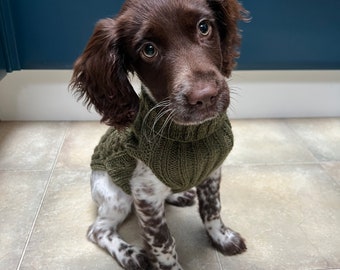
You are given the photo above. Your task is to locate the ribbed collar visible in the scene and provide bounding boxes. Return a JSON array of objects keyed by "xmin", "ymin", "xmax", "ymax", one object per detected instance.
[{"xmin": 132, "ymin": 88, "xmax": 229, "ymax": 142}]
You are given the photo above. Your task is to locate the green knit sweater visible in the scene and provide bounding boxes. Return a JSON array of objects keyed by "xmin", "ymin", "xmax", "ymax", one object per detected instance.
[{"xmin": 91, "ymin": 90, "xmax": 234, "ymax": 194}]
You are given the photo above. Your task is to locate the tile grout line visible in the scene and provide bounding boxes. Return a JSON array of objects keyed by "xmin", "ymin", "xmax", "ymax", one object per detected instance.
[
  {"xmin": 214, "ymin": 250, "xmax": 224, "ymax": 270},
  {"xmin": 282, "ymin": 119, "xmax": 321, "ymax": 163},
  {"xmin": 16, "ymin": 123, "xmax": 70, "ymax": 270}
]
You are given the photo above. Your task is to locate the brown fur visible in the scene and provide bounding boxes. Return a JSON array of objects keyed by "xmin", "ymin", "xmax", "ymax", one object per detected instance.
[{"xmin": 70, "ymin": 0, "xmax": 248, "ymax": 128}]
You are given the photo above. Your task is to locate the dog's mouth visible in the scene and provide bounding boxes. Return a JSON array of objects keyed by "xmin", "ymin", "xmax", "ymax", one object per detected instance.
[
  {"xmin": 165, "ymin": 71, "xmax": 230, "ymax": 125},
  {"xmin": 171, "ymin": 89, "xmax": 230, "ymax": 125}
]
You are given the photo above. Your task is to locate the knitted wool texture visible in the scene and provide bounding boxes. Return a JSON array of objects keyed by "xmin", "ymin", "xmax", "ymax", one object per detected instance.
[{"xmin": 91, "ymin": 90, "xmax": 234, "ymax": 194}]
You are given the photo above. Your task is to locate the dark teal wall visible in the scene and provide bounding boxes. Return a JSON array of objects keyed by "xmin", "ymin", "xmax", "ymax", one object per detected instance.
[
  {"xmin": 1, "ymin": 0, "xmax": 340, "ymax": 72},
  {"xmin": 239, "ymin": 0, "xmax": 340, "ymax": 69},
  {"xmin": 9, "ymin": 0, "xmax": 125, "ymax": 69},
  {"xmin": 0, "ymin": 0, "xmax": 21, "ymax": 75}
]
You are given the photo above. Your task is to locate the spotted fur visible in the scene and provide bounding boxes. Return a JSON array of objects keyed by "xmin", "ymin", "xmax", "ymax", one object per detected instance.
[
  {"xmin": 72, "ymin": 0, "xmax": 249, "ymax": 268},
  {"xmin": 88, "ymin": 161, "xmax": 246, "ymax": 269},
  {"xmin": 196, "ymin": 168, "xmax": 247, "ymax": 255}
]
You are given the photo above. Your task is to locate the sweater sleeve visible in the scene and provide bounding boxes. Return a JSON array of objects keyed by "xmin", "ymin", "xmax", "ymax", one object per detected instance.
[{"xmin": 91, "ymin": 127, "xmax": 137, "ymax": 194}]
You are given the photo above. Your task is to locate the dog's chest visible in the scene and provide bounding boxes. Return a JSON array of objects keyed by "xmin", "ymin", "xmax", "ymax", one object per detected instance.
[
  {"xmin": 91, "ymin": 92, "xmax": 233, "ymax": 194},
  {"xmin": 91, "ymin": 116, "xmax": 233, "ymax": 194},
  {"xmin": 126, "ymin": 118, "xmax": 233, "ymax": 193}
]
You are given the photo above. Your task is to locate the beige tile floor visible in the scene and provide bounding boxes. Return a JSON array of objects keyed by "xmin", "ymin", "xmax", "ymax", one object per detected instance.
[{"xmin": 0, "ymin": 119, "xmax": 339, "ymax": 270}]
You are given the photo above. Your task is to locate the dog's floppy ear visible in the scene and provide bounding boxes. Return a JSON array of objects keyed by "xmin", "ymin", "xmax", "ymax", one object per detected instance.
[
  {"xmin": 70, "ymin": 18, "xmax": 139, "ymax": 129},
  {"xmin": 207, "ymin": 0, "xmax": 249, "ymax": 77}
]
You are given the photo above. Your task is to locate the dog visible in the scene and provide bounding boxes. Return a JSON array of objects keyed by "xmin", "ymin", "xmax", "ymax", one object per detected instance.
[{"xmin": 70, "ymin": 0, "xmax": 248, "ymax": 269}]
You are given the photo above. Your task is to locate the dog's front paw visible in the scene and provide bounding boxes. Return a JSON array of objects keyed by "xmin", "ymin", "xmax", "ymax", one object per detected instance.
[
  {"xmin": 207, "ymin": 222, "xmax": 247, "ymax": 256},
  {"xmin": 117, "ymin": 245, "xmax": 153, "ymax": 270},
  {"xmin": 166, "ymin": 188, "xmax": 196, "ymax": 207}
]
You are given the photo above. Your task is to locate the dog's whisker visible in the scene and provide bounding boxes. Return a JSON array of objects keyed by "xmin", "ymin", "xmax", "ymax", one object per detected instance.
[
  {"xmin": 158, "ymin": 109, "xmax": 176, "ymax": 137},
  {"xmin": 142, "ymin": 99, "xmax": 173, "ymax": 139},
  {"xmin": 145, "ymin": 99, "xmax": 171, "ymax": 117},
  {"xmin": 150, "ymin": 108, "xmax": 174, "ymax": 139},
  {"xmin": 142, "ymin": 100, "xmax": 170, "ymax": 130}
]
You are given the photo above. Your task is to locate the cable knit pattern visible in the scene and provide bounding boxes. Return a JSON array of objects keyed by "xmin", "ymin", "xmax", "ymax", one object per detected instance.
[{"xmin": 91, "ymin": 90, "xmax": 234, "ymax": 194}]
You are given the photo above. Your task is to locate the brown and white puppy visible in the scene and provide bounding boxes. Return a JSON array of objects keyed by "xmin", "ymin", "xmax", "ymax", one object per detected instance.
[{"xmin": 70, "ymin": 0, "xmax": 248, "ymax": 269}]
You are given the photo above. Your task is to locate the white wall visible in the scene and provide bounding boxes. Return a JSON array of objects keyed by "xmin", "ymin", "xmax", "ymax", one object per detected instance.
[{"xmin": 0, "ymin": 70, "xmax": 339, "ymax": 121}]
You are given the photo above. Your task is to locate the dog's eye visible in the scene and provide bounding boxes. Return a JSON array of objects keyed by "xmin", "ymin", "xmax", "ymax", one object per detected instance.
[
  {"xmin": 141, "ymin": 43, "xmax": 158, "ymax": 59},
  {"xmin": 198, "ymin": 20, "xmax": 211, "ymax": 36}
]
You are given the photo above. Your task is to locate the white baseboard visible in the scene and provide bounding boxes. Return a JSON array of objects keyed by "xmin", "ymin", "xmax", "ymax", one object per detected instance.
[{"xmin": 0, "ymin": 70, "xmax": 339, "ymax": 121}]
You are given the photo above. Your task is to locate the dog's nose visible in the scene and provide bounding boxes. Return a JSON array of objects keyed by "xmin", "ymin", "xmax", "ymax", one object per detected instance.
[{"xmin": 187, "ymin": 86, "xmax": 218, "ymax": 107}]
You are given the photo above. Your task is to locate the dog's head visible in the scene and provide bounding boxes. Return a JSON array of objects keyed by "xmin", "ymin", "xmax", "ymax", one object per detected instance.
[{"xmin": 70, "ymin": 0, "xmax": 248, "ymax": 128}]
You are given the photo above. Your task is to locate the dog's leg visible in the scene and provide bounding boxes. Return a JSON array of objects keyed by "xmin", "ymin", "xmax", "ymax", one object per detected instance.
[
  {"xmin": 131, "ymin": 161, "xmax": 183, "ymax": 270},
  {"xmin": 166, "ymin": 188, "xmax": 196, "ymax": 207},
  {"xmin": 197, "ymin": 167, "xmax": 247, "ymax": 255},
  {"xmin": 88, "ymin": 171, "xmax": 151, "ymax": 269}
]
